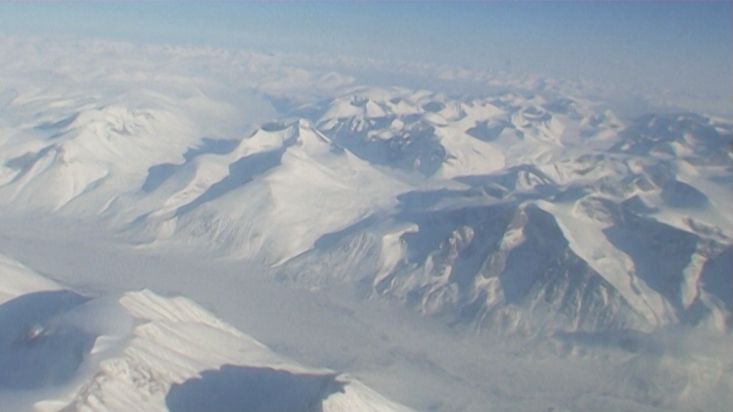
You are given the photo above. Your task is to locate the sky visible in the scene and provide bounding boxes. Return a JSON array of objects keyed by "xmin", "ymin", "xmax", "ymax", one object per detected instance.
[{"xmin": 0, "ymin": 1, "xmax": 731, "ymax": 111}]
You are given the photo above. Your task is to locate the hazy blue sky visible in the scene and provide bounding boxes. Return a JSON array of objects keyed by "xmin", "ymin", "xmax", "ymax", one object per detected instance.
[{"xmin": 1, "ymin": 1, "xmax": 731, "ymax": 103}]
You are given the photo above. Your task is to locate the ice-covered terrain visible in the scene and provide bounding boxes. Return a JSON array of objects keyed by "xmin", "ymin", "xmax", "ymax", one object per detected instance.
[{"xmin": 0, "ymin": 35, "xmax": 732, "ymax": 411}]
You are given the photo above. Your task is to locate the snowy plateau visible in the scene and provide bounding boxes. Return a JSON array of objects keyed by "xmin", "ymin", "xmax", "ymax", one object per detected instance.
[{"xmin": 0, "ymin": 37, "xmax": 731, "ymax": 412}]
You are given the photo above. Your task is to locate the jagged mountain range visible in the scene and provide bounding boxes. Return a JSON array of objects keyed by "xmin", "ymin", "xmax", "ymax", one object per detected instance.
[{"xmin": 1, "ymin": 85, "xmax": 731, "ymax": 338}]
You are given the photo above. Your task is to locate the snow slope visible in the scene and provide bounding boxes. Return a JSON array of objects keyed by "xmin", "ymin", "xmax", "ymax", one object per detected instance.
[
  {"xmin": 128, "ymin": 120, "xmax": 408, "ymax": 263},
  {"xmin": 0, "ymin": 253, "xmax": 412, "ymax": 412}
]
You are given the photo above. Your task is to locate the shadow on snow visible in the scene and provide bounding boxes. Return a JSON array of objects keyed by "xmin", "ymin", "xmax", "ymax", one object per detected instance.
[{"xmin": 166, "ymin": 364, "xmax": 345, "ymax": 412}]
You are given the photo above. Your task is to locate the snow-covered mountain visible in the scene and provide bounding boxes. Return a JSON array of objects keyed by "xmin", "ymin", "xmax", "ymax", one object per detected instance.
[
  {"xmin": 1, "ymin": 83, "xmax": 731, "ymax": 338},
  {"xmin": 0, "ymin": 253, "xmax": 413, "ymax": 412},
  {"xmin": 129, "ymin": 120, "xmax": 407, "ymax": 263},
  {"xmin": 276, "ymin": 96, "xmax": 733, "ymax": 336},
  {"xmin": 1, "ymin": 36, "xmax": 731, "ymax": 412}
]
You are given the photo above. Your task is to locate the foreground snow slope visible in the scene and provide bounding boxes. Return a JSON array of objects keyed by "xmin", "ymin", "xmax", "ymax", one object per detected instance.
[{"xmin": 0, "ymin": 254, "xmax": 412, "ymax": 412}]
